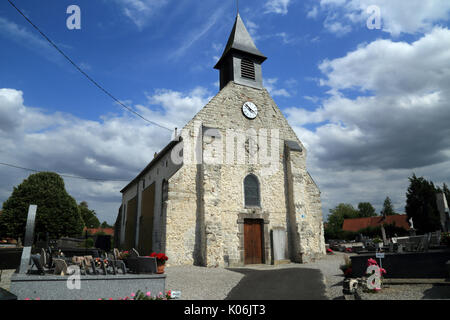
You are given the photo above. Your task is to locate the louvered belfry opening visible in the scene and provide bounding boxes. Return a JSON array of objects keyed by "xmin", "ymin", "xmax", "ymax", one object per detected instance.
[{"xmin": 241, "ymin": 58, "xmax": 255, "ymax": 80}]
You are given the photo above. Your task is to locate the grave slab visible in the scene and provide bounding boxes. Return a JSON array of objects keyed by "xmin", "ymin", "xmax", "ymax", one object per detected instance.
[{"xmin": 10, "ymin": 273, "xmax": 166, "ymax": 300}]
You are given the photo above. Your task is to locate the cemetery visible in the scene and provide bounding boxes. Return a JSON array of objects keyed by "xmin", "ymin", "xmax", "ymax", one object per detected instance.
[
  {"xmin": 338, "ymin": 213, "xmax": 450, "ymax": 298},
  {"xmin": 1, "ymin": 205, "xmax": 170, "ymax": 300}
]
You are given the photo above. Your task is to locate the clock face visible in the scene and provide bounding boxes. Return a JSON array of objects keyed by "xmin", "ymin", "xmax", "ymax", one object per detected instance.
[{"xmin": 242, "ymin": 101, "xmax": 258, "ymax": 119}]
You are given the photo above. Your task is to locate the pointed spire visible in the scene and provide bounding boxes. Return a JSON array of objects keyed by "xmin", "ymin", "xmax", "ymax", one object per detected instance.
[{"xmin": 214, "ymin": 13, "xmax": 266, "ymax": 69}]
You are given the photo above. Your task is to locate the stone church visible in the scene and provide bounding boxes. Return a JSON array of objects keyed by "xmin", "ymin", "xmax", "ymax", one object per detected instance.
[{"xmin": 115, "ymin": 13, "xmax": 326, "ymax": 267}]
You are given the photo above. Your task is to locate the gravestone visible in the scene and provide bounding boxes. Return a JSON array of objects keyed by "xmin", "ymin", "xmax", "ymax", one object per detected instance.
[
  {"xmin": 436, "ymin": 193, "xmax": 450, "ymax": 232},
  {"xmin": 381, "ymin": 225, "xmax": 388, "ymax": 246},
  {"xmin": 18, "ymin": 205, "xmax": 37, "ymax": 274}
]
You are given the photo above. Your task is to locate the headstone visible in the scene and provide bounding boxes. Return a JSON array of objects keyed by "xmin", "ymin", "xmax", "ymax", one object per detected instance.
[
  {"xmin": 409, "ymin": 217, "xmax": 414, "ymax": 230},
  {"xmin": 18, "ymin": 205, "xmax": 37, "ymax": 274},
  {"xmin": 417, "ymin": 234, "xmax": 430, "ymax": 252},
  {"xmin": 40, "ymin": 248, "xmax": 47, "ymax": 268},
  {"xmin": 436, "ymin": 193, "xmax": 450, "ymax": 232},
  {"xmin": 130, "ymin": 248, "xmax": 139, "ymax": 258},
  {"xmin": 53, "ymin": 259, "xmax": 68, "ymax": 275},
  {"xmin": 30, "ymin": 255, "xmax": 45, "ymax": 275},
  {"xmin": 100, "ymin": 260, "xmax": 107, "ymax": 275},
  {"xmin": 113, "ymin": 248, "xmax": 120, "ymax": 260},
  {"xmin": 381, "ymin": 225, "xmax": 388, "ymax": 246},
  {"xmin": 90, "ymin": 260, "xmax": 98, "ymax": 275}
]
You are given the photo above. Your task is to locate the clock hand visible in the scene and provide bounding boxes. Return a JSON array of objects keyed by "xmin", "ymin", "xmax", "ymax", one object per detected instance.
[{"xmin": 246, "ymin": 106, "xmax": 256, "ymax": 114}]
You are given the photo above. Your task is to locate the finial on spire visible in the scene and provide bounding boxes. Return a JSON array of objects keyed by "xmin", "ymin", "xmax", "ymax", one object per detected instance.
[{"xmin": 237, "ymin": 0, "xmax": 239, "ymax": 14}]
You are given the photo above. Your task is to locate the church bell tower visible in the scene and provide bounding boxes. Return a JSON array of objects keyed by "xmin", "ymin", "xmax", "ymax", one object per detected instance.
[{"xmin": 214, "ymin": 13, "xmax": 267, "ymax": 90}]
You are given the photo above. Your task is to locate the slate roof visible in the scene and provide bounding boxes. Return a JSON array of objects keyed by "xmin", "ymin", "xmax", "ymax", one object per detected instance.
[
  {"xmin": 342, "ymin": 215, "xmax": 411, "ymax": 232},
  {"xmin": 214, "ymin": 13, "xmax": 267, "ymax": 69}
]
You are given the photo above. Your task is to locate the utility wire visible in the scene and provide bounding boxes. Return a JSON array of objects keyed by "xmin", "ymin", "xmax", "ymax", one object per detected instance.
[
  {"xmin": 7, "ymin": 0, "xmax": 174, "ymax": 133},
  {"xmin": 0, "ymin": 162, "xmax": 130, "ymax": 182}
]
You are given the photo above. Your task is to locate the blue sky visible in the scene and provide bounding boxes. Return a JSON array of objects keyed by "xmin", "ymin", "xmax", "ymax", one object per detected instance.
[{"xmin": 1, "ymin": 0, "xmax": 450, "ymax": 225}]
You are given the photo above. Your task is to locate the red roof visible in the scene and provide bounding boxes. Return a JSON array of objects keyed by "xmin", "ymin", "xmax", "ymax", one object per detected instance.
[
  {"xmin": 83, "ymin": 227, "xmax": 114, "ymax": 236},
  {"xmin": 342, "ymin": 215, "xmax": 411, "ymax": 232}
]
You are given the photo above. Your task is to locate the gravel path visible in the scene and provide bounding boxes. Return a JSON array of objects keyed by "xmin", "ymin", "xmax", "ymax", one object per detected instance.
[{"xmin": 358, "ymin": 284, "xmax": 450, "ymax": 300}]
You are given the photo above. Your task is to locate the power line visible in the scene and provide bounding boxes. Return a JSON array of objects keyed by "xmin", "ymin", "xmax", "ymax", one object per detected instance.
[
  {"xmin": 0, "ymin": 162, "xmax": 130, "ymax": 182},
  {"xmin": 7, "ymin": 0, "xmax": 174, "ymax": 133}
]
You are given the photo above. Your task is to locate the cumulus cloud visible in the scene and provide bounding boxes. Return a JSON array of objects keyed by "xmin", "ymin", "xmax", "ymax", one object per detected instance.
[
  {"xmin": 316, "ymin": 0, "xmax": 450, "ymax": 36},
  {"xmin": 0, "ymin": 87, "xmax": 211, "ymax": 223},
  {"xmin": 287, "ymin": 27, "xmax": 450, "ymax": 216},
  {"xmin": 264, "ymin": 78, "xmax": 292, "ymax": 97}
]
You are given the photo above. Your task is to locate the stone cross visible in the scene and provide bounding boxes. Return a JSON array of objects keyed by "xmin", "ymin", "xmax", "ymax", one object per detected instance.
[
  {"xmin": 18, "ymin": 205, "xmax": 37, "ymax": 274},
  {"xmin": 380, "ymin": 225, "xmax": 388, "ymax": 246},
  {"xmin": 436, "ymin": 193, "xmax": 450, "ymax": 232},
  {"xmin": 409, "ymin": 217, "xmax": 414, "ymax": 230}
]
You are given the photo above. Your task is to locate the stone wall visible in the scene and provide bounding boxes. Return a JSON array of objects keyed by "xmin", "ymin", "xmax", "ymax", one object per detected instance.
[{"xmin": 163, "ymin": 81, "xmax": 325, "ymax": 266}]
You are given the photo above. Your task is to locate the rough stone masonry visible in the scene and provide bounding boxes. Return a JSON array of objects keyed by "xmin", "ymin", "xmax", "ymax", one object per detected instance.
[{"xmin": 118, "ymin": 13, "xmax": 326, "ymax": 267}]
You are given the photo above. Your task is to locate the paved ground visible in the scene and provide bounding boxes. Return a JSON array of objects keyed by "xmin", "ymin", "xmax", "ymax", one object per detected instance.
[
  {"xmin": 165, "ymin": 265, "xmax": 244, "ymax": 300},
  {"xmin": 2, "ymin": 252, "xmax": 449, "ymax": 300},
  {"xmin": 165, "ymin": 253, "xmax": 346, "ymax": 300},
  {"xmin": 225, "ymin": 266, "xmax": 327, "ymax": 300}
]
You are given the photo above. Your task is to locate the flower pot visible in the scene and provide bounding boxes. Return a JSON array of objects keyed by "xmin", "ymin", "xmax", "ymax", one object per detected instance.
[{"xmin": 157, "ymin": 263, "xmax": 165, "ymax": 274}]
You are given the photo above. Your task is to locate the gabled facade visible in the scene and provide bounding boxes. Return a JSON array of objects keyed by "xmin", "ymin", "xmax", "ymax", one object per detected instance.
[{"xmin": 117, "ymin": 13, "xmax": 326, "ymax": 267}]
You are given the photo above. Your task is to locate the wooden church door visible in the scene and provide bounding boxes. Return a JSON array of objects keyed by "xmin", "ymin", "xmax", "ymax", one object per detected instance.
[{"xmin": 244, "ymin": 219, "xmax": 263, "ymax": 264}]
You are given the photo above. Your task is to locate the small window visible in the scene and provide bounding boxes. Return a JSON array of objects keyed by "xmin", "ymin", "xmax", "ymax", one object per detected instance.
[
  {"xmin": 241, "ymin": 59, "xmax": 255, "ymax": 80},
  {"xmin": 162, "ymin": 180, "xmax": 169, "ymax": 202},
  {"xmin": 244, "ymin": 174, "xmax": 260, "ymax": 207}
]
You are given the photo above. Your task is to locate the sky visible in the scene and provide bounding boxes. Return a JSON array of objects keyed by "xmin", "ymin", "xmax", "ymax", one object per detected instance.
[{"xmin": 1, "ymin": 0, "xmax": 450, "ymax": 225}]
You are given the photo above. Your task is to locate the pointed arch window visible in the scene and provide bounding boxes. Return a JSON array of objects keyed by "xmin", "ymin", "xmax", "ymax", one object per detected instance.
[{"xmin": 244, "ymin": 174, "xmax": 260, "ymax": 207}]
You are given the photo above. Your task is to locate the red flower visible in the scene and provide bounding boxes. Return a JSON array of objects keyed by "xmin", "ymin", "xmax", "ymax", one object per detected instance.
[
  {"xmin": 150, "ymin": 252, "xmax": 168, "ymax": 262},
  {"xmin": 367, "ymin": 258, "xmax": 378, "ymax": 266}
]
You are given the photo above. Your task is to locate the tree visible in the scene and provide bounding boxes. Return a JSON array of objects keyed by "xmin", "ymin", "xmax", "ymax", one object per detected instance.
[
  {"xmin": 381, "ymin": 197, "xmax": 396, "ymax": 216},
  {"xmin": 405, "ymin": 174, "xmax": 441, "ymax": 234},
  {"xmin": 358, "ymin": 202, "xmax": 377, "ymax": 217},
  {"xmin": 78, "ymin": 201, "xmax": 100, "ymax": 228},
  {"xmin": 100, "ymin": 221, "xmax": 113, "ymax": 229},
  {"xmin": 325, "ymin": 203, "xmax": 359, "ymax": 240},
  {"xmin": 0, "ymin": 172, "xmax": 84, "ymax": 240}
]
